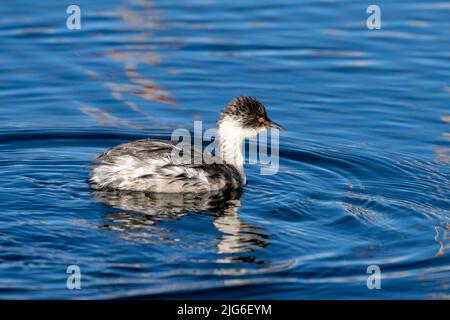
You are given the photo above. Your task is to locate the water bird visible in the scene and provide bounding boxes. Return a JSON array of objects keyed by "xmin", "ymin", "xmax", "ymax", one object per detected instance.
[{"xmin": 89, "ymin": 96, "xmax": 283, "ymax": 193}]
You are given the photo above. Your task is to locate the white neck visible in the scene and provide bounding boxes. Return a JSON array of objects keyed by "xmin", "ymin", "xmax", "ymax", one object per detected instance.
[{"xmin": 217, "ymin": 118, "xmax": 250, "ymax": 184}]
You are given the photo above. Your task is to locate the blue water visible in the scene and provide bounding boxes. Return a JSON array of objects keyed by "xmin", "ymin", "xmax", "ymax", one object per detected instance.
[{"xmin": 0, "ymin": 0, "xmax": 449, "ymax": 299}]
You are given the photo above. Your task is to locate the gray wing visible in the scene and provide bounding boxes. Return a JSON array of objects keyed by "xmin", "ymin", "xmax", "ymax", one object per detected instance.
[
  {"xmin": 97, "ymin": 139, "xmax": 178, "ymax": 162},
  {"xmin": 90, "ymin": 139, "xmax": 241, "ymax": 192}
]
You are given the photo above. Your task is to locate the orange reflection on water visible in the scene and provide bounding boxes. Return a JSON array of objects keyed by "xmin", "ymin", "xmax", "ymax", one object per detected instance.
[
  {"xmin": 108, "ymin": 0, "xmax": 176, "ymax": 106},
  {"xmin": 81, "ymin": 0, "xmax": 176, "ymax": 128},
  {"xmin": 434, "ymin": 222, "xmax": 449, "ymax": 257},
  {"xmin": 79, "ymin": 106, "xmax": 144, "ymax": 129},
  {"xmin": 435, "ymin": 115, "xmax": 450, "ymax": 162}
]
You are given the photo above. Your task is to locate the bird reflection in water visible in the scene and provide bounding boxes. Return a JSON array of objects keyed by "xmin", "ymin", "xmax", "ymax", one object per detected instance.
[{"xmin": 93, "ymin": 189, "xmax": 269, "ymax": 261}]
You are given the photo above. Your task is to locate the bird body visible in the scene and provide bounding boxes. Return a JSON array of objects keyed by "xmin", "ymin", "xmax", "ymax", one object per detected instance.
[
  {"xmin": 89, "ymin": 139, "xmax": 241, "ymax": 192},
  {"xmin": 89, "ymin": 97, "xmax": 282, "ymax": 193}
]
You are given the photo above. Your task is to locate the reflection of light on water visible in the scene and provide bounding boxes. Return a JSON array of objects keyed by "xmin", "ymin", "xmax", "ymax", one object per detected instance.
[
  {"xmin": 106, "ymin": 50, "xmax": 175, "ymax": 106},
  {"xmin": 367, "ymin": 31, "xmax": 433, "ymax": 41},
  {"xmin": 17, "ymin": 28, "xmax": 54, "ymax": 35},
  {"xmin": 106, "ymin": 82, "xmax": 170, "ymax": 128},
  {"xmin": 434, "ymin": 222, "xmax": 449, "ymax": 257},
  {"xmin": 408, "ymin": 20, "xmax": 428, "ymax": 28},
  {"xmin": 80, "ymin": 0, "xmax": 176, "ymax": 129},
  {"xmin": 436, "ymin": 115, "xmax": 450, "ymax": 162},
  {"xmin": 215, "ymin": 258, "xmax": 298, "ymax": 277},
  {"xmin": 213, "ymin": 200, "xmax": 269, "ymax": 256},
  {"xmin": 94, "ymin": 189, "xmax": 269, "ymax": 262},
  {"xmin": 110, "ymin": 1, "xmax": 176, "ymax": 107},
  {"xmin": 79, "ymin": 106, "xmax": 144, "ymax": 129},
  {"xmin": 435, "ymin": 148, "xmax": 450, "ymax": 162},
  {"xmin": 333, "ymin": 60, "xmax": 377, "ymax": 67},
  {"xmin": 343, "ymin": 202, "xmax": 385, "ymax": 226},
  {"xmin": 433, "ymin": 115, "xmax": 450, "ymax": 257}
]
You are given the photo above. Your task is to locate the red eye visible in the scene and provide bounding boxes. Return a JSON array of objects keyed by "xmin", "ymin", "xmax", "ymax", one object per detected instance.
[{"xmin": 257, "ymin": 117, "xmax": 264, "ymax": 123}]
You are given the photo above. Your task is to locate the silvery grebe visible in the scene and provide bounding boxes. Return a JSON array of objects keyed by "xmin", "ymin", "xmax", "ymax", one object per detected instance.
[{"xmin": 89, "ymin": 96, "xmax": 283, "ymax": 193}]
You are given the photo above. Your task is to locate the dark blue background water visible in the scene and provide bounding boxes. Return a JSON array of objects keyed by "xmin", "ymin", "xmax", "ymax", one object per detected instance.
[{"xmin": 0, "ymin": 0, "xmax": 449, "ymax": 299}]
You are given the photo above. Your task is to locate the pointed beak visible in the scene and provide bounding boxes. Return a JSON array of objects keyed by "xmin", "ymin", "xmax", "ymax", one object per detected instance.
[{"xmin": 266, "ymin": 119, "xmax": 284, "ymax": 132}]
